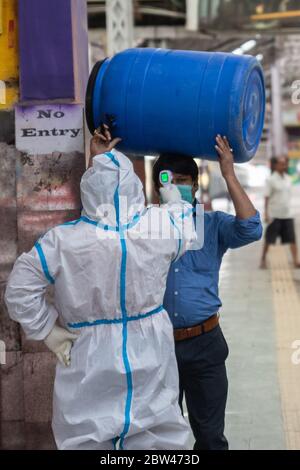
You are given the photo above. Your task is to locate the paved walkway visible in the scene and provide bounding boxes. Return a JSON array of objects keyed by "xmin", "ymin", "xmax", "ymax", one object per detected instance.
[{"xmin": 221, "ymin": 242, "xmax": 286, "ymax": 450}]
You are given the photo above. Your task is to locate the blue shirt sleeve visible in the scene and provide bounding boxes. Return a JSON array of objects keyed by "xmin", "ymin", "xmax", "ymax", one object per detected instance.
[{"xmin": 217, "ymin": 210, "xmax": 263, "ymax": 251}]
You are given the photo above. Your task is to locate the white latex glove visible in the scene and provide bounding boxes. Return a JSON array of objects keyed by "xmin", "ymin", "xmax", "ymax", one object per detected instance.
[
  {"xmin": 44, "ymin": 323, "xmax": 79, "ymax": 367},
  {"xmin": 159, "ymin": 184, "xmax": 182, "ymax": 204}
]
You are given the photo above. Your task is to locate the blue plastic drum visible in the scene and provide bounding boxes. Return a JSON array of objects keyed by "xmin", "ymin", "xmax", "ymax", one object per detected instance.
[{"xmin": 86, "ymin": 48, "xmax": 265, "ymax": 163}]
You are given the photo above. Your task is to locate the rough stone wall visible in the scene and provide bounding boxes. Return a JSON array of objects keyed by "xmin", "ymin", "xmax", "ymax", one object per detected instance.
[{"xmin": 0, "ymin": 142, "xmax": 85, "ymax": 449}]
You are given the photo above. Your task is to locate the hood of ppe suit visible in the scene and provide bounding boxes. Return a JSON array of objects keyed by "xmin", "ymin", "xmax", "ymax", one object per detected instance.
[{"xmin": 80, "ymin": 150, "xmax": 145, "ymax": 227}]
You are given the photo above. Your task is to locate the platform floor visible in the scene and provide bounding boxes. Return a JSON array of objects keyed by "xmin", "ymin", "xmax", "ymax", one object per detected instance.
[{"xmin": 2, "ymin": 186, "xmax": 300, "ymax": 450}]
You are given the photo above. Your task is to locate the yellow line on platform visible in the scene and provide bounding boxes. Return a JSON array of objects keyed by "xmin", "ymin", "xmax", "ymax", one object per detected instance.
[
  {"xmin": 269, "ymin": 246, "xmax": 300, "ymax": 450},
  {"xmin": 251, "ymin": 10, "xmax": 300, "ymax": 21}
]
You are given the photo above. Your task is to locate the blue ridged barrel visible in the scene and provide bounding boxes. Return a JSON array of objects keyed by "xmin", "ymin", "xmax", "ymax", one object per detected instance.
[{"xmin": 86, "ymin": 48, "xmax": 265, "ymax": 163}]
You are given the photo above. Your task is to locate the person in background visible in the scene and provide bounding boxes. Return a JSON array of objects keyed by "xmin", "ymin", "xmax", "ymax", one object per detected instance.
[
  {"xmin": 153, "ymin": 135, "xmax": 263, "ymax": 450},
  {"xmin": 260, "ymin": 156, "xmax": 300, "ymax": 269}
]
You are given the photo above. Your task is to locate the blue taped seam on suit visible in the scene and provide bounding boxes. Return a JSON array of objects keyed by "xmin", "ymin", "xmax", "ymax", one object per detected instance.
[
  {"xmin": 116, "ymin": 196, "xmax": 133, "ymax": 449},
  {"xmin": 104, "ymin": 151, "xmax": 120, "ymax": 167},
  {"xmin": 34, "ymin": 242, "xmax": 55, "ymax": 285},
  {"xmin": 81, "ymin": 215, "xmax": 118, "ymax": 232},
  {"xmin": 67, "ymin": 305, "xmax": 164, "ymax": 329},
  {"xmin": 59, "ymin": 218, "xmax": 82, "ymax": 226},
  {"xmin": 124, "ymin": 209, "xmax": 146, "ymax": 230},
  {"xmin": 168, "ymin": 213, "xmax": 182, "ymax": 263},
  {"xmin": 60, "ymin": 215, "xmax": 143, "ymax": 232},
  {"xmin": 81, "ymin": 212, "xmax": 143, "ymax": 233},
  {"xmin": 106, "ymin": 153, "xmax": 133, "ymax": 450},
  {"xmin": 129, "ymin": 305, "xmax": 163, "ymax": 322},
  {"xmin": 181, "ymin": 206, "xmax": 194, "ymax": 219},
  {"xmin": 119, "ymin": 232, "xmax": 133, "ymax": 450},
  {"xmin": 69, "ymin": 317, "xmax": 123, "ymax": 328}
]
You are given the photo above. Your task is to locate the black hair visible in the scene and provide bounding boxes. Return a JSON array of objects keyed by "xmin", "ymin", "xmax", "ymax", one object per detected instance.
[
  {"xmin": 270, "ymin": 156, "xmax": 288, "ymax": 173},
  {"xmin": 152, "ymin": 153, "xmax": 199, "ymax": 190},
  {"xmin": 270, "ymin": 156, "xmax": 278, "ymax": 173}
]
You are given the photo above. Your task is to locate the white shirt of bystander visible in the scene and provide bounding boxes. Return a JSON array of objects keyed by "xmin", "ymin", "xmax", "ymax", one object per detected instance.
[{"xmin": 265, "ymin": 171, "xmax": 292, "ymax": 219}]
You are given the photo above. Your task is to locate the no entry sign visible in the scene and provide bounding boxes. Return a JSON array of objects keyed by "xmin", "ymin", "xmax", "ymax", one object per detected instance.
[{"xmin": 15, "ymin": 104, "xmax": 84, "ymax": 154}]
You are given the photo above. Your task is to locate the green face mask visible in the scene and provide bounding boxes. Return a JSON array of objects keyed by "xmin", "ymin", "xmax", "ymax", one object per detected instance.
[{"xmin": 176, "ymin": 184, "xmax": 194, "ymax": 204}]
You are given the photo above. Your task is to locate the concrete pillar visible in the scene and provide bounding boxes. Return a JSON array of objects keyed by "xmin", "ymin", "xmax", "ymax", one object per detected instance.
[
  {"xmin": 0, "ymin": 0, "xmax": 22, "ymax": 451},
  {"xmin": 106, "ymin": 0, "xmax": 134, "ymax": 56},
  {"xmin": 0, "ymin": 0, "xmax": 89, "ymax": 449},
  {"xmin": 186, "ymin": 0, "xmax": 200, "ymax": 31},
  {"xmin": 271, "ymin": 59, "xmax": 284, "ymax": 157},
  {"xmin": 16, "ymin": 0, "xmax": 88, "ymax": 247},
  {"xmin": 104, "ymin": 0, "xmax": 146, "ymax": 188}
]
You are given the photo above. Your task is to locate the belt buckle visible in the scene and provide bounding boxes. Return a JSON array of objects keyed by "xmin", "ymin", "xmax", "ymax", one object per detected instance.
[{"xmin": 186, "ymin": 327, "xmax": 194, "ymax": 339}]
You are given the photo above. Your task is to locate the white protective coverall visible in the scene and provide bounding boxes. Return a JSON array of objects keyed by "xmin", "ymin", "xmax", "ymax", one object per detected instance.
[{"xmin": 5, "ymin": 149, "xmax": 196, "ymax": 450}]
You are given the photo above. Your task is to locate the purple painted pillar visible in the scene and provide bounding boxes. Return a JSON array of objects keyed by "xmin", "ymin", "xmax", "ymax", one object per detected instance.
[{"xmin": 18, "ymin": 0, "xmax": 88, "ymax": 102}]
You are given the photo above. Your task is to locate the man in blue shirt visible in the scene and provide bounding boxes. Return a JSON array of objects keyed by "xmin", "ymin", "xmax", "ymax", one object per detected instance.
[{"xmin": 153, "ymin": 135, "xmax": 262, "ymax": 450}]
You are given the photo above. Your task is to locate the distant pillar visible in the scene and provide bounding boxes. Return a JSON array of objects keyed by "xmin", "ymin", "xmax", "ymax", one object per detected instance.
[
  {"xmin": 106, "ymin": 0, "xmax": 134, "ymax": 56},
  {"xmin": 271, "ymin": 59, "xmax": 284, "ymax": 157},
  {"xmin": 186, "ymin": 0, "xmax": 200, "ymax": 31},
  {"xmin": 105, "ymin": 0, "xmax": 145, "ymax": 185}
]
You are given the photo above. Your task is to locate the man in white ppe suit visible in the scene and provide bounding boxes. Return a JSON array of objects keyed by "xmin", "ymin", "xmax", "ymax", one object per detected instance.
[{"xmin": 5, "ymin": 126, "xmax": 196, "ymax": 450}]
